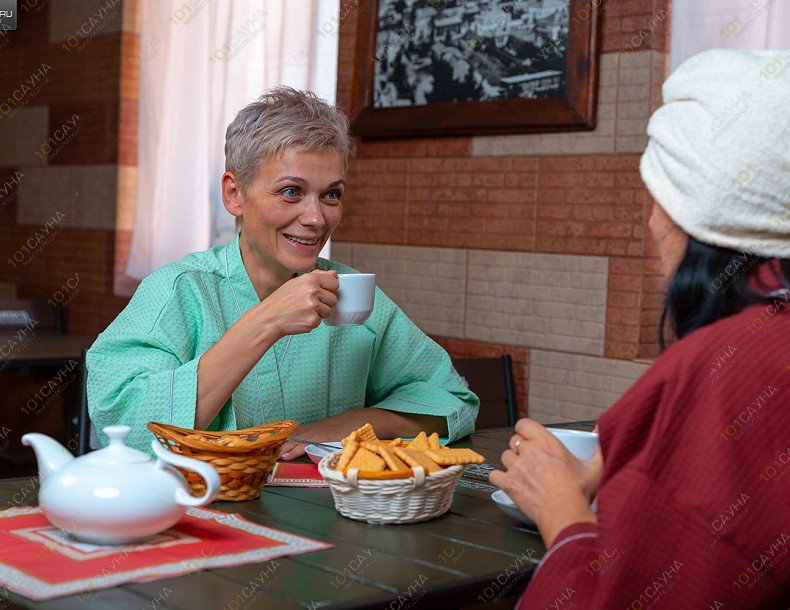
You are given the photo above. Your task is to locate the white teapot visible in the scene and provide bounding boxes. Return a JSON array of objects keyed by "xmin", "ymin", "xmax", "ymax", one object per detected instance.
[{"xmin": 21, "ymin": 425, "xmax": 220, "ymax": 545}]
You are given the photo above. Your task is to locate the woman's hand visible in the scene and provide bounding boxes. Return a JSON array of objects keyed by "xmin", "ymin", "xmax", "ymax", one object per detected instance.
[
  {"xmin": 259, "ymin": 270, "xmax": 339, "ymax": 338},
  {"xmin": 489, "ymin": 419, "xmax": 602, "ymax": 547},
  {"xmin": 279, "ymin": 409, "xmax": 448, "ymax": 460}
]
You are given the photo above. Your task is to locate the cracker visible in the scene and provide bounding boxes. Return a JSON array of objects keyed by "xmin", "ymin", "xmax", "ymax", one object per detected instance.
[
  {"xmin": 389, "ymin": 438, "xmax": 404, "ymax": 447},
  {"xmin": 428, "ymin": 432, "xmax": 441, "ymax": 451},
  {"xmin": 407, "ymin": 431, "xmax": 430, "ymax": 452},
  {"xmin": 336, "ymin": 440, "xmax": 359, "ymax": 472},
  {"xmin": 362, "ymin": 441, "xmax": 408, "ymax": 471},
  {"xmin": 341, "ymin": 430, "xmax": 358, "ymax": 447},
  {"xmin": 425, "ymin": 448, "xmax": 485, "ymax": 465},
  {"xmin": 355, "ymin": 423, "xmax": 378, "ymax": 443},
  {"xmin": 346, "ymin": 447, "xmax": 385, "ymax": 473},
  {"xmin": 392, "ymin": 447, "xmax": 443, "ymax": 473}
]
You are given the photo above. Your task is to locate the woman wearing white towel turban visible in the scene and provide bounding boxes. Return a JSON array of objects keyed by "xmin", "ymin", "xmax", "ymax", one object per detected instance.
[{"xmin": 491, "ymin": 50, "xmax": 790, "ymax": 609}]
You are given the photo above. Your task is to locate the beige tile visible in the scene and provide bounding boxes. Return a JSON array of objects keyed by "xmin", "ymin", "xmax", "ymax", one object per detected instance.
[
  {"xmin": 349, "ymin": 243, "xmax": 467, "ymax": 337},
  {"xmin": 17, "ymin": 165, "xmax": 117, "ymax": 229},
  {"xmin": 617, "ymin": 101, "xmax": 649, "ymax": 120},
  {"xmin": 618, "ymin": 50, "xmax": 652, "ymax": 70},
  {"xmin": 616, "ymin": 117, "xmax": 649, "ymax": 136},
  {"xmin": 617, "ymin": 83, "xmax": 651, "ymax": 103},
  {"xmin": 472, "ymin": 50, "xmax": 653, "ymax": 158},
  {"xmin": 465, "ymin": 250, "xmax": 608, "ymax": 355},
  {"xmin": 615, "ymin": 134, "xmax": 649, "ymax": 154},
  {"xmin": 116, "ymin": 164, "xmax": 136, "ymax": 232},
  {"xmin": 122, "ymin": 0, "xmax": 140, "ymax": 34},
  {"xmin": 48, "ymin": 0, "xmax": 123, "ymax": 43},
  {"xmin": 328, "ymin": 241, "xmax": 353, "ymax": 266},
  {"xmin": 528, "ymin": 349, "xmax": 651, "ymax": 423},
  {"xmin": 0, "ymin": 106, "xmax": 49, "ymax": 167},
  {"xmin": 618, "ymin": 67, "xmax": 651, "ymax": 86}
]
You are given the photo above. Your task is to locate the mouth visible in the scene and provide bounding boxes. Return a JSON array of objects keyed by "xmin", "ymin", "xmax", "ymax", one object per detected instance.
[{"xmin": 283, "ymin": 233, "xmax": 321, "ymax": 247}]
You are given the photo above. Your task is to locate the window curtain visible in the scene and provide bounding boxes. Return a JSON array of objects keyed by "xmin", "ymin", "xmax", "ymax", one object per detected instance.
[
  {"xmin": 127, "ymin": 0, "xmax": 339, "ymax": 279},
  {"xmin": 670, "ymin": 0, "xmax": 790, "ymax": 71}
]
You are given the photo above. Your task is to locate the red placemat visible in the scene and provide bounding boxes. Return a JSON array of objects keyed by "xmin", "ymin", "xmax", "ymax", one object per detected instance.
[
  {"xmin": 266, "ymin": 462, "xmax": 328, "ymax": 487},
  {"xmin": 0, "ymin": 506, "xmax": 331, "ymax": 601}
]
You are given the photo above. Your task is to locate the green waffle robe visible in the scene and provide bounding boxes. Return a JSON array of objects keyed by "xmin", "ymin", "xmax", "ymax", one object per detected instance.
[{"xmin": 87, "ymin": 234, "xmax": 479, "ymax": 453}]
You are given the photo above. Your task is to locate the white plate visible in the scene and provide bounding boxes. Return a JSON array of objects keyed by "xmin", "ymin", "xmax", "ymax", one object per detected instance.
[
  {"xmin": 491, "ymin": 489, "xmax": 598, "ymax": 526},
  {"xmin": 491, "ymin": 489, "xmax": 535, "ymax": 526},
  {"xmin": 304, "ymin": 442, "xmax": 343, "ymax": 464}
]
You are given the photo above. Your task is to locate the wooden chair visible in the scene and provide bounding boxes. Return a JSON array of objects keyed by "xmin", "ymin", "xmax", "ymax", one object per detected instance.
[{"xmin": 451, "ymin": 355, "xmax": 517, "ymax": 429}]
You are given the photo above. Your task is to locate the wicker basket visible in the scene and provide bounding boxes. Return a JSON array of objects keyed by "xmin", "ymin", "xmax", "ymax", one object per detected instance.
[
  {"xmin": 147, "ymin": 420, "xmax": 297, "ymax": 501},
  {"xmin": 317, "ymin": 451, "xmax": 464, "ymax": 524}
]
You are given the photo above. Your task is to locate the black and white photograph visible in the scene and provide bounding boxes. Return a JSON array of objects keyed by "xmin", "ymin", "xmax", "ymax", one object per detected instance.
[{"xmin": 372, "ymin": 0, "xmax": 570, "ymax": 108}]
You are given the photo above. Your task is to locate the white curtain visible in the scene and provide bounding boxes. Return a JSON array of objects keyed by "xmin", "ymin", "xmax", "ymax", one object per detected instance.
[
  {"xmin": 127, "ymin": 0, "xmax": 340, "ymax": 279},
  {"xmin": 670, "ymin": 0, "xmax": 790, "ymax": 71}
]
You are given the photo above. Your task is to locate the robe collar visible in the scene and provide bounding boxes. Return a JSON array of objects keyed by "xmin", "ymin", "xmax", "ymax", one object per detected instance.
[{"xmin": 224, "ymin": 232, "xmax": 263, "ymax": 313}]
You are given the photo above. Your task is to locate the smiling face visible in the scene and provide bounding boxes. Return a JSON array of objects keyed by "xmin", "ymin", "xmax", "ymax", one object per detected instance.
[{"xmin": 222, "ymin": 146, "xmax": 345, "ymax": 298}]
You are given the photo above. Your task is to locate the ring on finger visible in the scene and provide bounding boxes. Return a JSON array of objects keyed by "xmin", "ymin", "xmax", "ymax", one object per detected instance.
[{"xmin": 513, "ymin": 438, "xmax": 522, "ymax": 455}]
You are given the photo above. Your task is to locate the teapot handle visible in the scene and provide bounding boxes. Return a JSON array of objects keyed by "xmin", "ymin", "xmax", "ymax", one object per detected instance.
[{"xmin": 150, "ymin": 441, "xmax": 221, "ymax": 507}]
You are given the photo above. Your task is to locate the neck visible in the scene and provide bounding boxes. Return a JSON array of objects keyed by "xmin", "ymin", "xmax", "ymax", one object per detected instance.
[{"xmin": 238, "ymin": 233, "xmax": 293, "ymax": 301}]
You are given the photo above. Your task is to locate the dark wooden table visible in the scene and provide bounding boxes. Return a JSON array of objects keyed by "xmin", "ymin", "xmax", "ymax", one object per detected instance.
[{"xmin": 0, "ymin": 428, "xmax": 556, "ymax": 610}]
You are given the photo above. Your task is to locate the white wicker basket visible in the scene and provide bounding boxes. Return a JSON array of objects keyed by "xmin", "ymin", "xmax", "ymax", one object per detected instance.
[{"xmin": 318, "ymin": 451, "xmax": 464, "ymax": 524}]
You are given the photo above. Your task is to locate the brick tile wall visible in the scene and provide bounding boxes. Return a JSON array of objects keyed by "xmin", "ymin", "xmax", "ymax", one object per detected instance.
[
  {"xmin": 333, "ymin": 0, "xmax": 670, "ymax": 421},
  {"xmin": 528, "ymin": 349, "xmax": 650, "ymax": 423},
  {"xmin": 0, "ymin": 0, "xmax": 138, "ymax": 337}
]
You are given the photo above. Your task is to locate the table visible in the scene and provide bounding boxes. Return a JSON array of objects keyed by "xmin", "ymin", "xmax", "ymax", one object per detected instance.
[{"xmin": 0, "ymin": 428, "xmax": 556, "ymax": 610}]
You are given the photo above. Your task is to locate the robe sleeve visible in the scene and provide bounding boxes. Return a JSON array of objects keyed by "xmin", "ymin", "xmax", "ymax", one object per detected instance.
[
  {"xmin": 519, "ymin": 346, "xmax": 776, "ymax": 609},
  {"xmin": 86, "ymin": 272, "xmax": 216, "ymax": 453},
  {"xmin": 364, "ymin": 292, "xmax": 479, "ymax": 442}
]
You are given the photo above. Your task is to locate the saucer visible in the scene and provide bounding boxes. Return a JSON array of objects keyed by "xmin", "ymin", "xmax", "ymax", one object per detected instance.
[
  {"xmin": 491, "ymin": 489, "xmax": 535, "ymax": 526},
  {"xmin": 304, "ymin": 442, "xmax": 342, "ymax": 464},
  {"xmin": 491, "ymin": 490, "xmax": 598, "ymax": 526}
]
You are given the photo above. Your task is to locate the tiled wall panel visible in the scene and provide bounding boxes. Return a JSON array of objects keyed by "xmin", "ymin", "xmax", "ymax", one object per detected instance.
[{"xmin": 528, "ymin": 349, "xmax": 650, "ymax": 423}]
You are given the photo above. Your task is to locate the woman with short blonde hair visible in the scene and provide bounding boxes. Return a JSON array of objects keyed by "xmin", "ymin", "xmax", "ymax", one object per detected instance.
[{"xmin": 88, "ymin": 87, "xmax": 478, "ymax": 457}]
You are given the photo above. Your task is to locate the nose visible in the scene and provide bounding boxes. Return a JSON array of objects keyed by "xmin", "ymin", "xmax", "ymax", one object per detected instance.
[{"xmin": 299, "ymin": 194, "xmax": 325, "ymax": 228}]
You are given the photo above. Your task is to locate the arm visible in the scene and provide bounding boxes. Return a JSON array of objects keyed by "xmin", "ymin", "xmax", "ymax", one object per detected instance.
[
  {"xmin": 365, "ymin": 299, "xmax": 479, "ymax": 441},
  {"xmin": 279, "ymin": 291, "xmax": 473, "ymax": 459},
  {"xmin": 88, "ymin": 269, "xmax": 340, "ymax": 451},
  {"xmin": 195, "ymin": 270, "xmax": 339, "ymax": 428}
]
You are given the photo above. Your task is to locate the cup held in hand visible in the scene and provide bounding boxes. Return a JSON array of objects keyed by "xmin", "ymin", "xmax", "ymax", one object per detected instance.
[
  {"xmin": 547, "ymin": 428, "xmax": 599, "ymax": 461},
  {"xmin": 325, "ymin": 273, "xmax": 375, "ymax": 327}
]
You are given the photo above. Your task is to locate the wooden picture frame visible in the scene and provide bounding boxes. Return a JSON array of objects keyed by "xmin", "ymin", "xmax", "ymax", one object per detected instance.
[{"xmin": 349, "ymin": 0, "xmax": 601, "ymax": 139}]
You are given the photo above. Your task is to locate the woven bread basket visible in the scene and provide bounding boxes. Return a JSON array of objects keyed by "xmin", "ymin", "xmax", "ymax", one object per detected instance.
[
  {"xmin": 147, "ymin": 420, "xmax": 297, "ymax": 501},
  {"xmin": 317, "ymin": 451, "xmax": 464, "ymax": 524}
]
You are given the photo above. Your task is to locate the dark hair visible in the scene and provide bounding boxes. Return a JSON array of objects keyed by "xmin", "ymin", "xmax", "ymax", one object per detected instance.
[{"xmin": 660, "ymin": 237, "xmax": 790, "ymax": 349}]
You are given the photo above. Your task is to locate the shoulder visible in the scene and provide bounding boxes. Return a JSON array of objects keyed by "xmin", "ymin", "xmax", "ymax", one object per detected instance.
[
  {"xmin": 106, "ymin": 245, "xmax": 227, "ymax": 335},
  {"xmin": 601, "ymin": 302, "xmax": 790, "ymax": 438}
]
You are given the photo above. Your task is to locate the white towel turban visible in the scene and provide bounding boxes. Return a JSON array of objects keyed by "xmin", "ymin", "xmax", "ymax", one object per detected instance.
[{"xmin": 640, "ymin": 49, "xmax": 790, "ymax": 258}]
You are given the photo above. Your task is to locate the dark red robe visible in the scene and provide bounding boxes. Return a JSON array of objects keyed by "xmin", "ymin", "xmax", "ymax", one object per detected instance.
[{"xmin": 520, "ymin": 297, "xmax": 790, "ymax": 609}]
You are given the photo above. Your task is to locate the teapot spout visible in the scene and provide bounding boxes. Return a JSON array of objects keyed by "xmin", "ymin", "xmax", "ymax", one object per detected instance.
[{"xmin": 21, "ymin": 433, "xmax": 74, "ymax": 480}]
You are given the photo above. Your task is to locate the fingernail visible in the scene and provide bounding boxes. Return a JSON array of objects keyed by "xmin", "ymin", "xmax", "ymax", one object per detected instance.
[{"xmin": 281, "ymin": 452, "xmax": 291, "ymax": 460}]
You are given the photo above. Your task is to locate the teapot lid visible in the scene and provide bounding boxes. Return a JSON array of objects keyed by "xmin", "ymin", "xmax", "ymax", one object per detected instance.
[{"xmin": 82, "ymin": 426, "xmax": 151, "ymax": 465}]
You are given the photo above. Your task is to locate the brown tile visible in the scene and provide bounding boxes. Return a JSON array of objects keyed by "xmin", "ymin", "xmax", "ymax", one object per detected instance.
[{"xmin": 48, "ymin": 100, "xmax": 119, "ymax": 164}]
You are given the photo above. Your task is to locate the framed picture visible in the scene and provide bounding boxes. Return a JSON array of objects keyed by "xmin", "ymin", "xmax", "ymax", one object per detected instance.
[{"xmin": 349, "ymin": 0, "xmax": 601, "ymax": 139}]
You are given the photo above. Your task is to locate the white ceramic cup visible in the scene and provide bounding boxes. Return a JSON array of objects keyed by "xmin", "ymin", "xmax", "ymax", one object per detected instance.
[
  {"xmin": 547, "ymin": 428, "xmax": 599, "ymax": 461},
  {"xmin": 324, "ymin": 273, "xmax": 376, "ymax": 326}
]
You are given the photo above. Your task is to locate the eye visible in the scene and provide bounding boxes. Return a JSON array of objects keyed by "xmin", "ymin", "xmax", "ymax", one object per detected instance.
[
  {"xmin": 323, "ymin": 189, "xmax": 343, "ymax": 204},
  {"xmin": 281, "ymin": 187, "xmax": 300, "ymax": 199}
]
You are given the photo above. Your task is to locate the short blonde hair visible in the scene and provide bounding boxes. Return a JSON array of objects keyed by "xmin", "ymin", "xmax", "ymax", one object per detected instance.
[{"xmin": 225, "ymin": 86, "xmax": 350, "ymax": 192}]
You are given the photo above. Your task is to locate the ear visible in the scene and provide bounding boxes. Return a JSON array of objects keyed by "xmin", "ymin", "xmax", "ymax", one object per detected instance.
[{"xmin": 222, "ymin": 172, "xmax": 244, "ymax": 219}]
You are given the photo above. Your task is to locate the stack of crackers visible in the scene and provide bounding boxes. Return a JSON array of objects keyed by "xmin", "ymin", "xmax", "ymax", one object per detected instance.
[{"xmin": 335, "ymin": 423, "xmax": 484, "ymax": 479}]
